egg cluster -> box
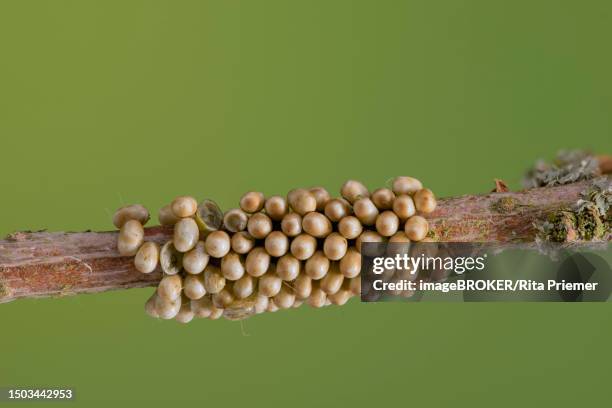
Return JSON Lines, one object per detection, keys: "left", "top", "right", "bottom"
{"left": 113, "top": 177, "right": 437, "bottom": 323}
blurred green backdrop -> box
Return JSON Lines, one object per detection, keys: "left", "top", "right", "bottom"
{"left": 0, "top": 0, "right": 610, "bottom": 406}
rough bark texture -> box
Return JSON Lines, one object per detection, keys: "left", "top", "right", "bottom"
{"left": 427, "top": 181, "right": 590, "bottom": 242}
{"left": 0, "top": 179, "right": 607, "bottom": 304}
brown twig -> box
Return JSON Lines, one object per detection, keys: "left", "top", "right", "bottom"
{"left": 1, "top": 177, "right": 608, "bottom": 304}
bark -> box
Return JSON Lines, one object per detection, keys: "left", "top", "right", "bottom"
{"left": 0, "top": 178, "right": 608, "bottom": 304}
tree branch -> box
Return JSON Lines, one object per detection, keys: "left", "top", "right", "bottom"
{"left": 0, "top": 178, "right": 609, "bottom": 304}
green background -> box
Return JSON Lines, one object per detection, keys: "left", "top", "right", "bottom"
{"left": 0, "top": 0, "right": 610, "bottom": 406}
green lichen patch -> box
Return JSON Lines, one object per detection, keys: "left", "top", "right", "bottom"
{"left": 491, "top": 196, "right": 519, "bottom": 214}
{"left": 538, "top": 177, "right": 610, "bottom": 242}
{"left": 576, "top": 202, "right": 605, "bottom": 240}
{"left": 426, "top": 229, "right": 439, "bottom": 241}
{"left": 540, "top": 210, "right": 577, "bottom": 242}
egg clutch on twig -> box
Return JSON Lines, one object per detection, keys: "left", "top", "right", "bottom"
{"left": 113, "top": 177, "right": 437, "bottom": 323}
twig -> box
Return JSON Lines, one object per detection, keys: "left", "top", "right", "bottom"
{"left": 0, "top": 176, "right": 609, "bottom": 304}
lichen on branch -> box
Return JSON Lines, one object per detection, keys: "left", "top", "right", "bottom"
{"left": 523, "top": 150, "right": 603, "bottom": 188}
{"left": 536, "top": 175, "right": 610, "bottom": 243}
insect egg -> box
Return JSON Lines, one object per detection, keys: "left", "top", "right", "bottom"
{"left": 264, "top": 231, "right": 289, "bottom": 257}
{"left": 328, "top": 289, "right": 351, "bottom": 306}
{"left": 175, "top": 301, "right": 195, "bottom": 324}
{"left": 302, "top": 212, "right": 332, "bottom": 238}
{"left": 191, "top": 296, "right": 213, "bottom": 318}
{"left": 205, "top": 230, "right": 231, "bottom": 258}
{"left": 353, "top": 198, "right": 379, "bottom": 226}
{"left": 158, "top": 204, "right": 180, "bottom": 226}
{"left": 290, "top": 234, "right": 317, "bottom": 261}
{"left": 309, "top": 186, "right": 331, "bottom": 211}
{"left": 245, "top": 247, "right": 271, "bottom": 277}
{"left": 320, "top": 263, "right": 344, "bottom": 295}
{"left": 324, "top": 198, "right": 352, "bottom": 222}
{"left": 134, "top": 242, "right": 160, "bottom": 274}
{"left": 113, "top": 204, "right": 150, "bottom": 228}
{"left": 195, "top": 199, "right": 223, "bottom": 235}
{"left": 117, "top": 219, "right": 144, "bottom": 256}
{"left": 273, "top": 285, "right": 296, "bottom": 309}
{"left": 171, "top": 196, "right": 198, "bottom": 218}
{"left": 212, "top": 287, "right": 235, "bottom": 309}
{"left": 182, "top": 241, "right": 209, "bottom": 274}
{"left": 231, "top": 231, "right": 255, "bottom": 254}
{"left": 340, "top": 180, "right": 369, "bottom": 204}
{"left": 208, "top": 305, "right": 224, "bottom": 320}
{"left": 337, "top": 216, "right": 363, "bottom": 239}
{"left": 159, "top": 241, "right": 183, "bottom": 275}
{"left": 323, "top": 232, "right": 348, "bottom": 261}
{"left": 264, "top": 195, "right": 288, "bottom": 221}
{"left": 247, "top": 212, "right": 273, "bottom": 239}
{"left": 183, "top": 274, "right": 207, "bottom": 300}
{"left": 304, "top": 250, "right": 330, "bottom": 279}
{"left": 355, "top": 231, "right": 384, "bottom": 254}
{"left": 287, "top": 189, "right": 317, "bottom": 215}
{"left": 339, "top": 247, "right": 361, "bottom": 278}
{"left": 173, "top": 218, "right": 199, "bottom": 253}
{"left": 294, "top": 274, "right": 313, "bottom": 299}
{"left": 281, "top": 213, "right": 303, "bottom": 237}
{"left": 413, "top": 188, "right": 437, "bottom": 214}
{"left": 404, "top": 215, "right": 429, "bottom": 241}
{"left": 220, "top": 251, "right": 245, "bottom": 280}
{"left": 157, "top": 274, "right": 183, "bottom": 301}
{"left": 391, "top": 176, "right": 422, "bottom": 195}
{"left": 223, "top": 208, "right": 249, "bottom": 233}
{"left": 392, "top": 195, "right": 416, "bottom": 220}
{"left": 254, "top": 294, "right": 269, "bottom": 314}
{"left": 240, "top": 191, "right": 265, "bottom": 213}
{"left": 375, "top": 211, "right": 400, "bottom": 237}
{"left": 371, "top": 188, "right": 395, "bottom": 210}
{"left": 307, "top": 284, "right": 327, "bottom": 308}
{"left": 276, "top": 254, "right": 301, "bottom": 281}
{"left": 258, "top": 271, "right": 283, "bottom": 297}
{"left": 203, "top": 265, "right": 226, "bottom": 294}
{"left": 232, "top": 275, "right": 255, "bottom": 299}
{"left": 155, "top": 296, "right": 182, "bottom": 320}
